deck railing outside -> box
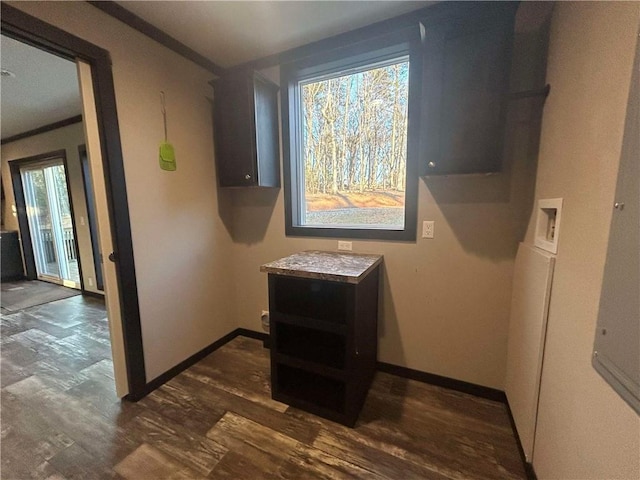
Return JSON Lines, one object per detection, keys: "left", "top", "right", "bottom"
{"left": 41, "top": 228, "right": 77, "bottom": 263}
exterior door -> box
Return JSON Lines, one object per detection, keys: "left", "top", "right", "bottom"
{"left": 20, "top": 159, "right": 80, "bottom": 288}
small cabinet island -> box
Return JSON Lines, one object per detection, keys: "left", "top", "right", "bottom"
{"left": 260, "top": 250, "right": 383, "bottom": 427}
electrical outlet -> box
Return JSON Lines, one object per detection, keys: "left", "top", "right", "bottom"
{"left": 80, "top": 216, "right": 86, "bottom": 226}
{"left": 422, "top": 221, "right": 434, "bottom": 239}
{"left": 88, "top": 277, "right": 94, "bottom": 287}
{"left": 338, "top": 241, "right": 353, "bottom": 251}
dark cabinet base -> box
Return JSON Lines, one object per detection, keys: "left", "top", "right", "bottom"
{"left": 268, "top": 268, "right": 380, "bottom": 427}
{"left": 1, "top": 231, "right": 25, "bottom": 281}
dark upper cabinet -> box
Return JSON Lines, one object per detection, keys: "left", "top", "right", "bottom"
{"left": 213, "top": 70, "right": 280, "bottom": 187}
{"left": 420, "top": 3, "right": 519, "bottom": 175}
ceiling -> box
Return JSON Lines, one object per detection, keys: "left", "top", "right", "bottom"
{"left": 116, "top": 1, "right": 430, "bottom": 68}
{"left": 1, "top": 35, "right": 82, "bottom": 140}
{"left": 0, "top": 2, "right": 428, "bottom": 140}
{"left": 0, "top": 2, "right": 547, "bottom": 140}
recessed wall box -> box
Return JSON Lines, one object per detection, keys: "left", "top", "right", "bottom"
{"left": 535, "top": 198, "right": 563, "bottom": 254}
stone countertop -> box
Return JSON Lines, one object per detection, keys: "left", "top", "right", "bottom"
{"left": 260, "top": 250, "right": 383, "bottom": 284}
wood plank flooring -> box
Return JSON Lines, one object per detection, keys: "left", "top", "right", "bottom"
{"left": 1, "top": 294, "right": 526, "bottom": 479}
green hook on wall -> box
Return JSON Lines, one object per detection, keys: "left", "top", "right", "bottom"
{"left": 159, "top": 91, "right": 176, "bottom": 171}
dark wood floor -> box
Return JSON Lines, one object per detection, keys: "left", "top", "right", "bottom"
{"left": 1, "top": 294, "right": 526, "bottom": 479}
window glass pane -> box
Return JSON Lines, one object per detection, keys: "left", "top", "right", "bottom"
{"left": 299, "top": 59, "right": 410, "bottom": 229}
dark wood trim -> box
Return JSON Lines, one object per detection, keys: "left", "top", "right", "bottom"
{"left": 236, "top": 328, "right": 269, "bottom": 342}
{"left": 505, "top": 400, "right": 538, "bottom": 480}
{"left": 1, "top": 3, "right": 146, "bottom": 398}
{"left": 8, "top": 164, "right": 36, "bottom": 279}
{"left": 81, "top": 290, "right": 105, "bottom": 300}
{"left": 237, "top": 328, "right": 270, "bottom": 349}
{"left": 78, "top": 144, "right": 104, "bottom": 291}
{"left": 281, "top": 28, "right": 420, "bottom": 241}
{"left": 376, "top": 361, "right": 507, "bottom": 403}
{"left": 61, "top": 150, "right": 86, "bottom": 292}
{"left": 525, "top": 461, "right": 538, "bottom": 480}
{"left": 86, "top": 1, "right": 225, "bottom": 77}
{"left": 1, "top": 115, "right": 83, "bottom": 145}
{"left": 127, "top": 328, "right": 246, "bottom": 401}
{"left": 127, "top": 329, "right": 269, "bottom": 400}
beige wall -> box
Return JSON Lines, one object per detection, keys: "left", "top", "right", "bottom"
{"left": 525, "top": 2, "right": 640, "bottom": 478}
{"left": 9, "top": 1, "right": 237, "bottom": 382}
{"left": 1, "top": 122, "right": 101, "bottom": 295}
{"left": 8, "top": 7, "right": 637, "bottom": 477}
{"left": 222, "top": 13, "right": 549, "bottom": 390}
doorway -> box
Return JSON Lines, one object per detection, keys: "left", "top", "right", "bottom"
{"left": 15, "top": 154, "right": 81, "bottom": 288}
{"left": 1, "top": 4, "right": 146, "bottom": 399}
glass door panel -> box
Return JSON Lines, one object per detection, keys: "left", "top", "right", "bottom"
{"left": 22, "top": 168, "right": 60, "bottom": 278}
{"left": 20, "top": 161, "right": 80, "bottom": 288}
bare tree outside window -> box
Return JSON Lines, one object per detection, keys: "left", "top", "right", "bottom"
{"left": 299, "top": 58, "right": 410, "bottom": 229}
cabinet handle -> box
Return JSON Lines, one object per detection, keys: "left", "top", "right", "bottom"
{"left": 245, "top": 174, "right": 251, "bottom": 180}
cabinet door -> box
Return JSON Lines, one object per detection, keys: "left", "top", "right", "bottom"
{"left": 253, "top": 74, "right": 281, "bottom": 188}
{"left": 214, "top": 75, "right": 257, "bottom": 186}
{"left": 421, "top": 3, "right": 518, "bottom": 175}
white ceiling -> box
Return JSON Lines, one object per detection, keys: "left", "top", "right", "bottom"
{"left": 0, "top": 2, "right": 547, "bottom": 141}
{"left": 0, "top": 2, "right": 428, "bottom": 140}
{"left": 116, "top": 1, "right": 430, "bottom": 68}
{"left": 1, "top": 35, "right": 82, "bottom": 140}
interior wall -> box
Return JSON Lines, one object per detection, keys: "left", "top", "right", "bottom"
{"left": 524, "top": 2, "right": 640, "bottom": 478}
{"left": 222, "top": 9, "right": 550, "bottom": 390}
{"left": 8, "top": 1, "right": 238, "bottom": 382}
{"left": 1, "top": 122, "right": 101, "bottom": 295}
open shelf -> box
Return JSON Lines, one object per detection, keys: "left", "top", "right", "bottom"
{"left": 276, "top": 364, "right": 346, "bottom": 414}
{"left": 275, "top": 322, "right": 346, "bottom": 369}
{"left": 274, "top": 353, "right": 346, "bottom": 381}
{"left": 270, "top": 312, "right": 347, "bottom": 335}
{"left": 271, "top": 276, "right": 348, "bottom": 324}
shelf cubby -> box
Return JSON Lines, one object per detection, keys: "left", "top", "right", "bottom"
{"left": 275, "top": 322, "right": 346, "bottom": 369}
{"left": 271, "top": 276, "right": 348, "bottom": 324}
{"left": 276, "top": 364, "right": 346, "bottom": 414}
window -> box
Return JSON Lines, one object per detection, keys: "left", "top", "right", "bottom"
{"left": 282, "top": 30, "right": 421, "bottom": 240}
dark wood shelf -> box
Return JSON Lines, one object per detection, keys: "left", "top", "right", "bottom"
{"left": 274, "top": 353, "right": 346, "bottom": 381}
{"left": 269, "top": 312, "right": 347, "bottom": 335}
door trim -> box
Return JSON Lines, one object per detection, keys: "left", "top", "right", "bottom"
{"left": 1, "top": 3, "right": 147, "bottom": 398}
{"left": 78, "top": 144, "right": 104, "bottom": 292}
